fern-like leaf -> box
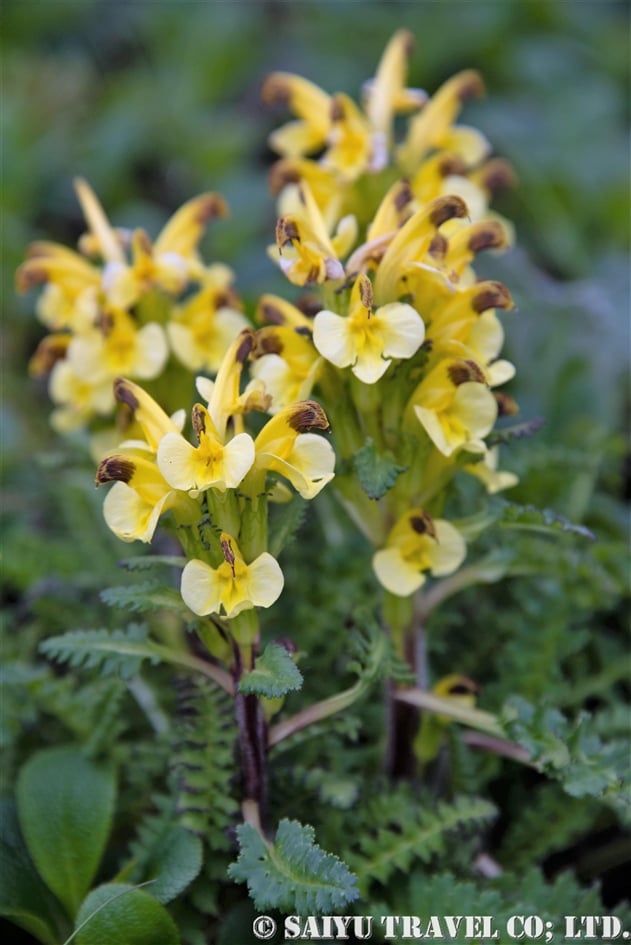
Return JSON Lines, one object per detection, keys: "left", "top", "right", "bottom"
{"left": 100, "top": 581, "right": 188, "bottom": 616}
{"left": 350, "top": 792, "right": 496, "bottom": 892}
{"left": 354, "top": 438, "right": 407, "bottom": 500}
{"left": 40, "top": 625, "right": 156, "bottom": 679}
{"left": 228, "top": 819, "right": 359, "bottom": 912}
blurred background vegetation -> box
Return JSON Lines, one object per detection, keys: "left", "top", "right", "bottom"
{"left": 2, "top": 0, "right": 630, "bottom": 930}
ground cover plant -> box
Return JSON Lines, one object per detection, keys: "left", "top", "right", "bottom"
{"left": 2, "top": 3, "right": 629, "bottom": 943}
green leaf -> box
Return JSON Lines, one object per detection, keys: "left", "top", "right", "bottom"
{"left": 228, "top": 819, "right": 359, "bottom": 913}
{"left": 486, "top": 416, "right": 545, "bottom": 446}
{"left": 239, "top": 644, "right": 303, "bottom": 697}
{"left": 130, "top": 821, "right": 203, "bottom": 904}
{"left": 0, "top": 798, "right": 65, "bottom": 945}
{"left": 74, "top": 883, "right": 179, "bottom": 945}
{"left": 40, "top": 625, "right": 158, "bottom": 679}
{"left": 353, "top": 438, "right": 407, "bottom": 500}
{"left": 496, "top": 501, "right": 595, "bottom": 540}
{"left": 100, "top": 582, "right": 189, "bottom": 616}
{"left": 16, "top": 746, "right": 117, "bottom": 918}
{"left": 118, "top": 555, "right": 187, "bottom": 571}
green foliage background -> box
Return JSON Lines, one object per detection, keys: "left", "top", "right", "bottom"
{"left": 2, "top": 0, "right": 629, "bottom": 942}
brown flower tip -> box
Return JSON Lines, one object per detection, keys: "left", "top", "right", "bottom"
{"left": 253, "top": 328, "right": 284, "bottom": 357}
{"left": 269, "top": 161, "right": 302, "bottom": 196}
{"left": 409, "top": 510, "right": 437, "bottom": 539}
{"left": 468, "top": 221, "right": 508, "bottom": 254}
{"left": 220, "top": 535, "right": 236, "bottom": 576}
{"left": 236, "top": 329, "right": 255, "bottom": 364}
{"left": 456, "top": 70, "right": 485, "bottom": 102}
{"left": 448, "top": 359, "right": 486, "bottom": 386}
{"left": 479, "top": 158, "right": 517, "bottom": 193}
{"left": 494, "top": 391, "right": 519, "bottom": 417}
{"left": 191, "top": 404, "right": 207, "bottom": 440}
{"left": 428, "top": 233, "right": 448, "bottom": 261}
{"left": 357, "top": 273, "right": 374, "bottom": 311}
{"left": 261, "top": 74, "right": 292, "bottom": 107}
{"left": 394, "top": 179, "right": 414, "bottom": 213}
{"left": 438, "top": 154, "right": 468, "bottom": 178}
{"left": 288, "top": 400, "right": 330, "bottom": 433}
{"left": 197, "top": 193, "right": 229, "bottom": 223}
{"left": 114, "top": 377, "right": 139, "bottom": 412}
{"left": 15, "top": 262, "right": 47, "bottom": 292}
{"left": 28, "top": 335, "right": 70, "bottom": 376}
{"left": 429, "top": 194, "right": 468, "bottom": 228}
{"left": 276, "top": 217, "right": 300, "bottom": 248}
{"left": 472, "top": 281, "right": 514, "bottom": 314}
{"left": 445, "top": 675, "right": 479, "bottom": 696}
{"left": 96, "top": 455, "right": 135, "bottom": 485}
{"left": 330, "top": 95, "right": 346, "bottom": 123}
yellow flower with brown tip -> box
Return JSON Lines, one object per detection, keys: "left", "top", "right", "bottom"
{"left": 96, "top": 378, "right": 197, "bottom": 543}
{"left": 65, "top": 308, "right": 168, "bottom": 385}
{"left": 253, "top": 401, "right": 335, "bottom": 499}
{"left": 167, "top": 267, "right": 248, "bottom": 373}
{"left": 273, "top": 182, "right": 356, "bottom": 286}
{"left": 313, "top": 273, "right": 425, "bottom": 384}
{"left": 409, "top": 355, "right": 498, "bottom": 457}
{"left": 250, "top": 324, "right": 322, "bottom": 413}
{"left": 157, "top": 403, "right": 255, "bottom": 494}
{"left": 181, "top": 533, "right": 284, "bottom": 619}
{"left": 398, "top": 69, "right": 488, "bottom": 173}
{"left": 373, "top": 509, "right": 466, "bottom": 596}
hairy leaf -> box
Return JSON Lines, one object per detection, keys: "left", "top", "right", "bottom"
{"left": 40, "top": 625, "right": 158, "bottom": 680}
{"left": 75, "top": 883, "right": 179, "bottom": 945}
{"left": 100, "top": 582, "right": 188, "bottom": 616}
{"left": 16, "top": 747, "right": 116, "bottom": 917}
{"left": 228, "top": 819, "right": 359, "bottom": 912}
{"left": 239, "top": 643, "right": 303, "bottom": 697}
{"left": 268, "top": 496, "right": 308, "bottom": 557}
{"left": 354, "top": 438, "right": 407, "bottom": 500}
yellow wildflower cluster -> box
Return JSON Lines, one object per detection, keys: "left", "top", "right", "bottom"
{"left": 259, "top": 30, "right": 519, "bottom": 607}
{"left": 94, "top": 330, "right": 334, "bottom": 635}
{"left": 20, "top": 30, "right": 520, "bottom": 640}
{"left": 18, "top": 180, "right": 248, "bottom": 435}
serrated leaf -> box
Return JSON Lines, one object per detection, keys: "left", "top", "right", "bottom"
{"left": 228, "top": 819, "right": 359, "bottom": 913}
{"left": 353, "top": 438, "right": 407, "bottom": 500}
{"left": 16, "top": 747, "right": 116, "bottom": 918}
{"left": 118, "top": 555, "right": 187, "bottom": 571}
{"left": 136, "top": 825, "right": 203, "bottom": 904}
{"left": 40, "top": 625, "right": 158, "bottom": 679}
{"left": 239, "top": 644, "right": 303, "bottom": 697}
{"left": 497, "top": 501, "right": 595, "bottom": 540}
{"left": 100, "top": 582, "right": 188, "bottom": 616}
{"left": 487, "top": 416, "right": 545, "bottom": 446}
{"left": 75, "top": 883, "right": 179, "bottom": 945}
{"left": 0, "top": 799, "right": 64, "bottom": 945}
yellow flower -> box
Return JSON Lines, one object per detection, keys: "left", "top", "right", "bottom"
{"left": 250, "top": 325, "right": 322, "bottom": 413}
{"left": 253, "top": 401, "right": 335, "bottom": 499}
{"left": 373, "top": 509, "right": 466, "bottom": 596}
{"left": 96, "top": 379, "right": 196, "bottom": 542}
{"left": 398, "top": 70, "right": 488, "bottom": 173}
{"left": 65, "top": 308, "right": 168, "bottom": 384}
{"left": 262, "top": 72, "right": 332, "bottom": 157}
{"left": 157, "top": 403, "right": 255, "bottom": 494}
{"left": 410, "top": 355, "right": 498, "bottom": 456}
{"left": 16, "top": 241, "right": 101, "bottom": 330}
{"left": 313, "top": 273, "right": 425, "bottom": 384}
{"left": 181, "top": 533, "right": 284, "bottom": 618}
{"left": 167, "top": 269, "right": 249, "bottom": 373}
{"left": 273, "top": 182, "right": 356, "bottom": 286}
{"left": 48, "top": 360, "right": 116, "bottom": 432}
{"left": 464, "top": 446, "right": 519, "bottom": 494}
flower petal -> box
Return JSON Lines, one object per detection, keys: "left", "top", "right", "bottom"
{"left": 103, "top": 481, "right": 169, "bottom": 543}
{"left": 378, "top": 301, "right": 425, "bottom": 359}
{"left": 373, "top": 547, "right": 426, "bottom": 596}
{"left": 244, "top": 553, "right": 285, "bottom": 609}
{"left": 429, "top": 520, "right": 466, "bottom": 576}
{"left": 181, "top": 559, "right": 223, "bottom": 616}
{"left": 312, "top": 310, "right": 355, "bottom": 368}
{"left": 221, "top": 433, "right": 256, "bottom": 488}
